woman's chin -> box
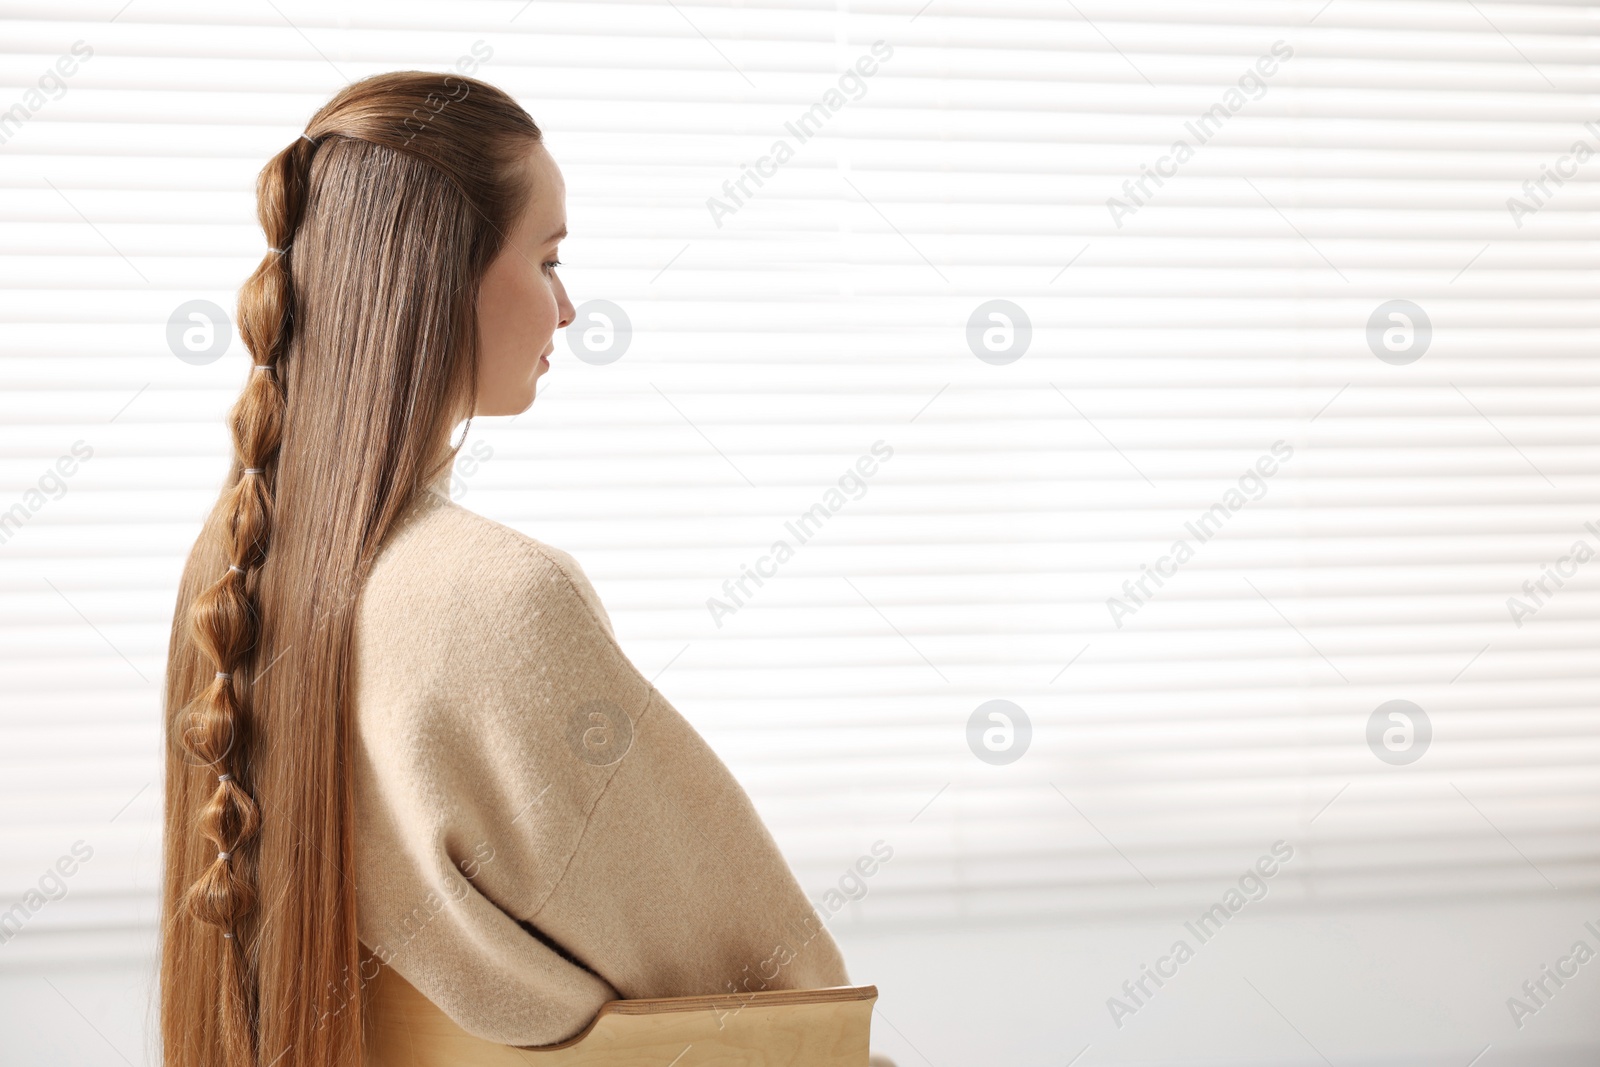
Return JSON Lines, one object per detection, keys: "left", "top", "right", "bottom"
{"left": 474, "top": 385, "right": 537, "bottom": 418}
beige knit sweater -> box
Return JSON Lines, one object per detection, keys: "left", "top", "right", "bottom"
{"left": 349, "top": 479, "right": 850, "bottom": 1046}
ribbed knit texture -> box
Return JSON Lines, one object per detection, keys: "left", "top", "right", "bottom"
{"left": 349, "top": 483, "right": 850, "bottom": 1046}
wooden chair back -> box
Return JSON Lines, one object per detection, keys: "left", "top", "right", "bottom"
{"left": 364, "top": 960, "right": 878, "bottom": 1066}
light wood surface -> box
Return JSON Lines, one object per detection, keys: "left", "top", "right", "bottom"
{"left": 363, "top": 959, "right": 878, "bottom": 1066}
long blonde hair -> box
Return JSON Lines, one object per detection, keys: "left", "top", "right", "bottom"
{"left": 160, "top": 71, "right": 542, "bottom": 1067}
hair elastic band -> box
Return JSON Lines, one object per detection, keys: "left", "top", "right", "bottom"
{"left": 252, "top": 364, "right": 274, "bottom": 373}
{"left": 216, "top": 671, "right": 231, "bottom": 680}
{"left": 242, "top": 468, "right": 263, "bottom": 475}
{"left": 228, "top": 564, "right": 243, "bottom": 574}
{"left": 223, "top": 932, "right": 234, "bottom": 939}
{"left": 267, "top": 246, "right": 285, "bottom": 255}
{"left": 218, "top": 851, "right": 230, "bottom": 861}
{"left": 218, "top": 773, "right": 232, "bottom": 782}
{"left": 300, "top": 133, "right": 316, "bottom": 144}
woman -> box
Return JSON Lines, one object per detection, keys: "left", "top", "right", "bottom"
{"left": 160, "top": 71, "right": 851, "bottom": 1067}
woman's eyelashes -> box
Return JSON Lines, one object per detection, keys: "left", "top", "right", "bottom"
{"left": 541, "top": 257, "right": 562, "bottom": 276}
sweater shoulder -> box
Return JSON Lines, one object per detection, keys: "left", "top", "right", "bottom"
{"left": 360, "top": 487, "right": 613, "bottom": 640}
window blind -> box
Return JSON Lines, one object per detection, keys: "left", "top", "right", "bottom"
{"left": 1, "top": 0, "right": 1597, "bottom": 970}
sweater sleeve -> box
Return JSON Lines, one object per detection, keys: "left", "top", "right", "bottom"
{"left": 353, "top": 524, "right": 849, "bottom": 1045}
{"left": 508, "top": 542, "right": 851, "bottom": 1000}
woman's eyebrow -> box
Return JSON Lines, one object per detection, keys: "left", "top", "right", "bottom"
{"left": 542, "top": 225, "right": 567, "bottom": 243}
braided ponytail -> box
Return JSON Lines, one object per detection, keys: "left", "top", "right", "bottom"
{"left": 173, "top": 134, "right": 316, "bottom": 1060}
